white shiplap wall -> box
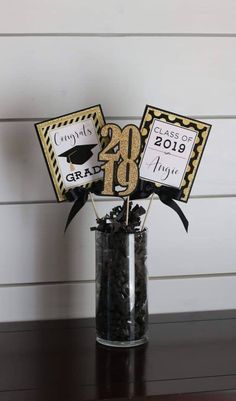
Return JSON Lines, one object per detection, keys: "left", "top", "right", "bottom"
{"left": 0, "top": 0, "right": 235, "bottom": 321}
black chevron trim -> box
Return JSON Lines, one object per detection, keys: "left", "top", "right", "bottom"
{"left": 95, "top": 118, "right": 99, "bottom": 128}
{"left": 44, "top": 126, "right": 50, "bottom": 137}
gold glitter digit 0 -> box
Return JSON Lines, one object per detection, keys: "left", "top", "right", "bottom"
{"left": 117, "top": 125, "right": 141, "bottom": 196}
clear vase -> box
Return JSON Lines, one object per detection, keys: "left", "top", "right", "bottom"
{"left": 95, "top": 230, "right": 148, "bottom": 347}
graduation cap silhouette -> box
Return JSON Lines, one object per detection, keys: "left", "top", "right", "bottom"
{"left": 59, "top": 144, "right": 97, "bottom": 171}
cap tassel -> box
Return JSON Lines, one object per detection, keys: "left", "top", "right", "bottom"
{"left": 69, "top": 157, "right": 75, "bottom": 171}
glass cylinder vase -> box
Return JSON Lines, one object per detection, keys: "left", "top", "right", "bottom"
{"left": 95, "top": 230, "right": 148, "bottom": 347}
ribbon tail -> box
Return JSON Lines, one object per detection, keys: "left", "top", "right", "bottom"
{"left": 158, "top": 193, "right": 189, "bottom": 233}
{"left": 64, "top": 192, "right": 89, "bottom": 232}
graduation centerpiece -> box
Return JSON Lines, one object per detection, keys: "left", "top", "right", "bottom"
{"left": 36, "top": 104, "right": 211, "bottom": 347}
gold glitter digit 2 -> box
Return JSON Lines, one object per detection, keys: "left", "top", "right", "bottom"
{"left": 99, "top": 124, "right": 121, "bottom": 195}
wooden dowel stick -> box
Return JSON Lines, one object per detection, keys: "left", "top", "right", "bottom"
{"left": 90, "top": 193, "right": 100, "bottom": 220}
{"left": 141, "top": 193, "right": 155, "bottom": 230}
{"left": 126, "top": 196, "right": 130, "bottom": 226}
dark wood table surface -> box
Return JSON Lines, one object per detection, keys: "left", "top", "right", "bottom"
{"left": 0, "top": 310, "right": 236, "bottom": 400}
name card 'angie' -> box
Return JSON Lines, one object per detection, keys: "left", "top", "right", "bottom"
{"left": 140, "top": 119, "right": 198, "bottom": 188}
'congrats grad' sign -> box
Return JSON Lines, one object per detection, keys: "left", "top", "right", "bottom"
{"left": 35, "top": 105, "right": 105, "bottom": 201}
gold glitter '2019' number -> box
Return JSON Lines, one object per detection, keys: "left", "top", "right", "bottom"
{"left": 99, "top": 124, "right": 141, "bottom": 196}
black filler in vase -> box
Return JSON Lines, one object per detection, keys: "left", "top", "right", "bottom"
{"left": 92, "top": 201, "right": 148, "bottom": 348}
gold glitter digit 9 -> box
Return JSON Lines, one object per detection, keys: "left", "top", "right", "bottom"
{"left": 117, "top": 125, "right": 141, "bottom": 196}
{"left": 99, "top": 124, "right": 121, "bottom": 195}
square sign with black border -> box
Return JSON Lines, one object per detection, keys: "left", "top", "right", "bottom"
{"left": 35, "top": 105, "right": 106, "bottom": 201}
{"left": 139, "top": 105, "right": 211, "bottom": 202}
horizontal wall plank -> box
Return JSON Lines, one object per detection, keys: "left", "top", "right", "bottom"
{"left": 149, "top": 276, "right": 236, "bottom": 315}
{"left": 0, "top": 198, "right": 235, "bottom": 284}
{"left": 0, "top": 37, "right": 236, "bottom": 117}
{"left": 0, "top": 276, "right": 236, "bottom": 322}
{"left": 0, "top": 118, "right": 233, "bottom": 202}
{"left": 0, "top": 282, "right": 95, "bottom": 322}
{"left": 0, "top": 121, "right": 55, "bottom": 202}
{"left": 0, "top": 0, "right": 236, "bottom": 34}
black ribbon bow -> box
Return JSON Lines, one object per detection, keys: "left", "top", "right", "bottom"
{"left": 64, "top": 181, "right": 103, "bottom": 232}
{"left": 64, "top": 187, "right": 89, "bottom": 232}
{"left": 130, "top": 180, "right": 189, "bottom": 232}
{"left": 155, "top": 186, "right": 188, "bottom": 232}
{"left": 64, "top": 180, "right": 188, "bottom": 233}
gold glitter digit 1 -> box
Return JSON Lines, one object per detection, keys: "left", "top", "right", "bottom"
{"left": 99, "top": 124, "right": 121, "bottom": 195}
{"left": 117, "top": 125, "right": 141, "bottom": 196}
